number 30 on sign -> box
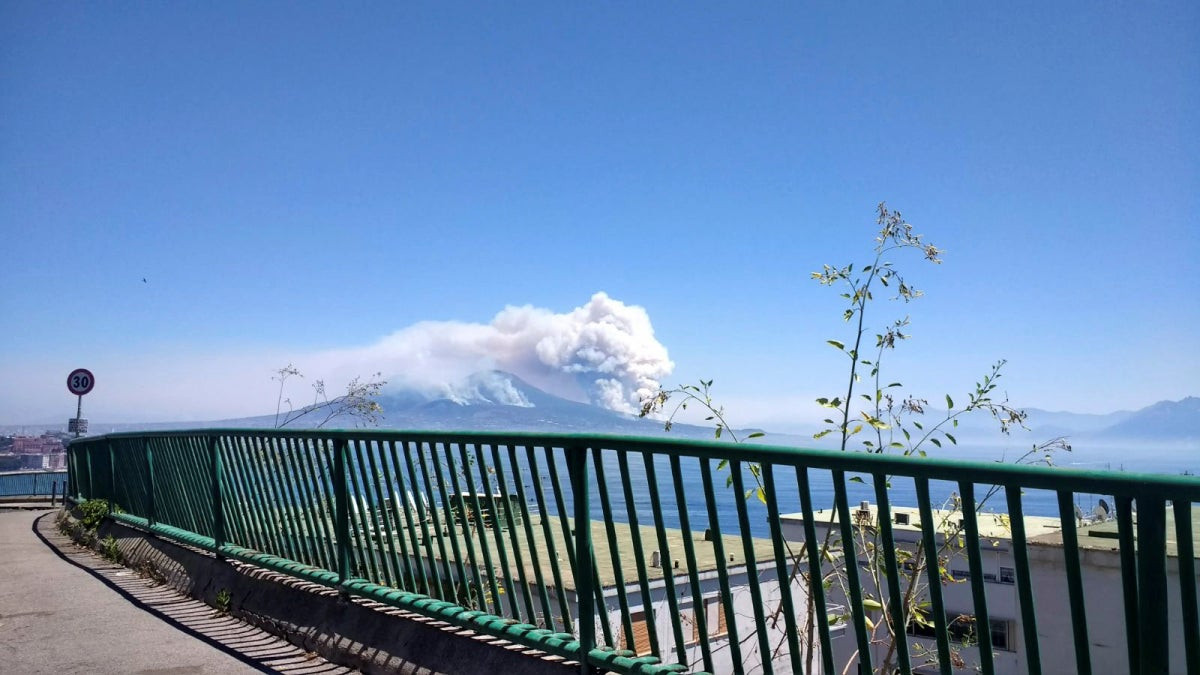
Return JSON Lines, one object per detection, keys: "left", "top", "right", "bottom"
{"left": 67, "top": 368, "right": 95, "bottom": 396}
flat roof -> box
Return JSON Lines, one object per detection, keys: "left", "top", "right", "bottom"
{"left": 781, "top": 503, "right": 1200, "bottom": 558}
{"left": 779, "top": 504, "right": 1063, "bottom": 541}
{"left": 399, "top": 514, "right": 780, "bottom": 592}
{"left": 1028, "top": 505, "right": 1200, "bottom": 558}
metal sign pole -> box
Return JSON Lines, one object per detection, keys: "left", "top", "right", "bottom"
{"left": 67, "top": 368, "right": 93, "bottom": 437}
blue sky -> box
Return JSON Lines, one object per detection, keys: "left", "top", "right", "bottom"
{"left": 1, "top": 3, "right": 1197, "bottom": 428}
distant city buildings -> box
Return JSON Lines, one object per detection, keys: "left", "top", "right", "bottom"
{"left": 0, "top": 432, "right": 68, "bottom": 471}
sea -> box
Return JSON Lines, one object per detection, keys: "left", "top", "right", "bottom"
{"left": 489, "top": 442, "right": 1200, "bottom": 541}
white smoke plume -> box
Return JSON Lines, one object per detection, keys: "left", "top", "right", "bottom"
{"left": 321, "top": 292, "right": 674, "bottom": 414}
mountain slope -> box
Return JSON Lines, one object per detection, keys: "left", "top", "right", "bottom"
{"left": 1097, "top": 396, "right": 1200, "bottom": 442}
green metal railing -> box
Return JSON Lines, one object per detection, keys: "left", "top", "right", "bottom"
{"left": 67, "top": 430, "right": 1200, "bottom": 675}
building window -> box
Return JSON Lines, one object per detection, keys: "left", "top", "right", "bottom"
{"left": 710, "top": 597, "right": 729, "bottom": 639}
{"left": 998, "top": 567, "right": 1016, "bottom": 584}
{"left": 907, "top": 614, "right": 1016, "bottom": 653}
{"left": 679, "top": 605, "right": 700, "bottom": 646}
{"left": 692, "top": 597, "right": 730, "bottom": 642}
{"left": 990, "top": 619, "right": 1015, "bottom": 652}
{"left": 950, "top": 569, "right": 970, "bottom": 580}
{"left": 619, "top": 610, "right": 655, "bottom": 656}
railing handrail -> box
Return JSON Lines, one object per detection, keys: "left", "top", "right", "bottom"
{"left": 69, "top": 428, "right": 1200, "bottom": 498}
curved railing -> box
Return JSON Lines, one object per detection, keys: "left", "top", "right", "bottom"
{"left": 68, "top": 429, "right": 1200, "bottom": 675}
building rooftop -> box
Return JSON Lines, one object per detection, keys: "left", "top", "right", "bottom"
{"left": 401, "top": 514, "right": 779, "bottom": 592}
{"left": 779, "top": 502, "right": 1063, "bottom": 544}
{"left": 1028, "top": 505, "right": 1200, "bottom": 558}
{"left": 780, "top": 501, "right": 1200, "bottom": 558}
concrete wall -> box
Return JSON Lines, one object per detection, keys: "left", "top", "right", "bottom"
{"left": 1028, "top": 542, "right": 1199, "bottom": 675}
{"left": 64, "top": 509, "right": 577, "bottom": 675}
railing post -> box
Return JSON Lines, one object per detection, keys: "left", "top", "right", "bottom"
{"left": 334, "top": 438, "right": 350, "bottom": 595}
{"left": 566, "top": 444, "right": 595, "bottom": 675}
{"left": 107, "top": 440, "right": 116, "bottom": 515}
{"left": 85, "top": 445, "right": 94, "bottom": 501}
{"left": 145, "top": 439, "right": 155, "bottom": 527}
{"left": 1137, "top": 496, "right": 1169, "bottom": 674}
{"left": 209, "top": 435, "right": 225, "bottom": 559}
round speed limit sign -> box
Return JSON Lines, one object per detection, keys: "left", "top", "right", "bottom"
{"left": 67, "top": 368, "right": 95, "bottom": 396}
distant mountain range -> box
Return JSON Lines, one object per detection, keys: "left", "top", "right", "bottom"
{"left": 6, "top": 372, "right": 1197, "bottom": 447}
{"left": 992, "top": 396, "right": 1199, "bottom": 445}
{"left": 58, "top": 371, "right": 734, "bottom": 441}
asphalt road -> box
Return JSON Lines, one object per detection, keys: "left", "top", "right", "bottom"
{"left": 0, "top": 509, "right": 351, "bottom": 674}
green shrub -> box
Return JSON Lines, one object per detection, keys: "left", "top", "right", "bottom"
{"left": 100, "top": 535, "right": 122, "bottom": 563}
{"left": 78, "top": 499, "right": 114, "bottom": 531}
{"left": 215, "top": 588, "right": 231, "bottom": 615}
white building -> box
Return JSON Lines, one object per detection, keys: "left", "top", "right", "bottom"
{"left": 1025, "top": 506, "right": 1199, "bottom": 675}
{"left": 781, "top": 501, "right": 1061, "bottom": 674}
{"left": 780, "top": 501, "right": 1200, "bottom": 675}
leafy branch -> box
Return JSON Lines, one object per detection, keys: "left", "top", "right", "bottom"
{"left": 273, "top": 363, "right": 387, "bottom": 428}
{"left": 640, "top": 203, "right": 1070, "bottom": 673}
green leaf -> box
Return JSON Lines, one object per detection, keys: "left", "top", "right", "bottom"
{"left": 930, "top": 438, "right": 942, "bottom": 448}
{"left": 862, "top": 598, "right": 883, "bottom": 612}
{"left": 945, "top": 432, "right": 957, "bottom": 445}
{"left": 850, "top": 424, "right": 863, "bottom": 435}
{"left": 717, "top": 459, "right": 729, "bottom": 470}
{"left": 714, "top": 426, "right": 723, "bottom": 439}
{"left": 813, "top": 430, "right": 833, "bottom": 439}
{"left": 747, "top": 432, "right": 764, "bottom": 439}
{"left": 946, "top": 394, "right": 954, "bottom": 409}
{"left": 816, "top": 398, "right": 829, "bottom": 406}
{"left": 755, "top": 487, "right": 767, "bottom": 504}
{"left": 827, "top": 340, "right": 845, "bottom": 350}
{"left": 849, "top": 476, "right": 865, "bottom": 484}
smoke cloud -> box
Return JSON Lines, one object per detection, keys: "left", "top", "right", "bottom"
{"left": 321, "top": 292, "right": 674, "bottom": 414}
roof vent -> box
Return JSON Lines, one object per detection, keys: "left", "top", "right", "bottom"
{"left": 703, "top": 528, "right": 714, "bottom": 541}
{"left": 650, "top": 551, "right": 661, "bottom": 568}
{"left": 854, "top": 501, "right": 872, "bottom": 524}
{"left": 895, "top": 512, "right": 911, "bottom": 526}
